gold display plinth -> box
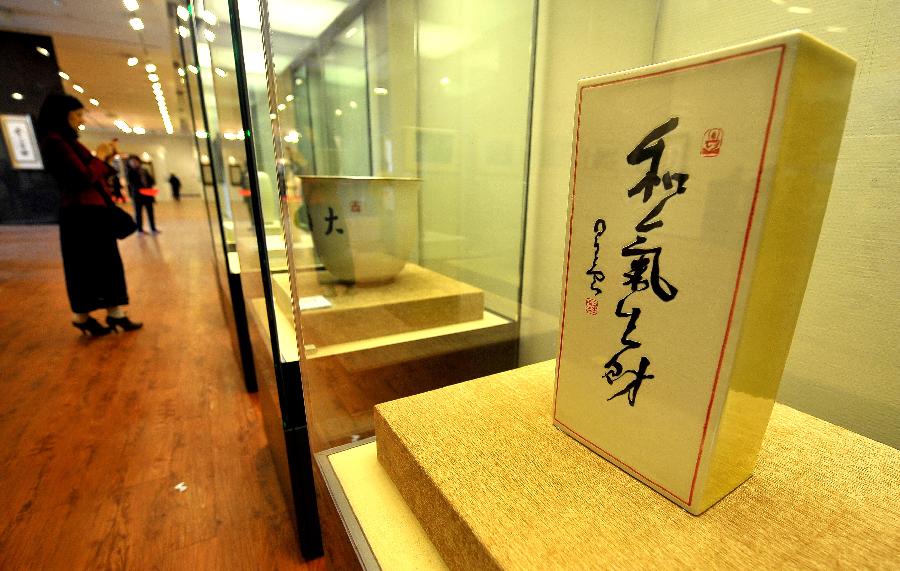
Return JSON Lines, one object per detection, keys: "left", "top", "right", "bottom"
{"left": 272, "top": 263, "right": 485, "bottom": 347}
{"left": 374, "top": 361, "right": 900, "bottom": 570}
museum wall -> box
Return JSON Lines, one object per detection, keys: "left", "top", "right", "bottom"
{"left": 79, "top": 132, "right": 203, "bottom": 201}
{"left": 518, "top": 0, "right": 899, "bottom": 448}
{"left": 519, "top": 2, "right": 658, "bottom": 359}
{"left": 651, "top": 0, "right": 899, "bottom": 448}
{"left": 415, "top": 0, "right": 534, "bottom": 318}
{"left": 0, "top": 31, "right": 65, "bottom": 224}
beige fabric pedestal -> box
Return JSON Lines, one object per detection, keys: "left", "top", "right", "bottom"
{"left": 375, "top": 361, "right": 900, "bottom": 570}
{"left": 272, "top": 264, "right": 484, "bottom": 347}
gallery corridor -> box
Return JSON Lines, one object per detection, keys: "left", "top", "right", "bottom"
{"left": 0, "top": 200, "right": 321, "bottom": 569}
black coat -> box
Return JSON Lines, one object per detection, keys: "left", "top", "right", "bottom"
{"left": 127, "top": 166, "right": 156, "bottom": 203}
{"left": 41, "top": 132, "right": 129, "bottom": 313}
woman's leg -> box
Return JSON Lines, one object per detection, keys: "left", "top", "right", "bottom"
{"left": 147, "top": 202, "right": 158, "bottom": 232}
{"left": 106, "top": 306, "right": 126, "bottom": 318}
{"left": 135, "top": 201, "right": 144, "bottom": 231}
{"left": 105, "top": 305, "right": 143, "bottom": 331}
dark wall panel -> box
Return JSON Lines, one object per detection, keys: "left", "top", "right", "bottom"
{"left": 0, "top": 30, "right": 64, "bottom": 224}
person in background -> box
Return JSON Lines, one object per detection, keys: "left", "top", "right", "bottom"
{"left": 168, "top": 173, "right": 182, "bottom": 201}
{"left": 126, "top": 155, "right": 160, "bottom": 233}
{"left": 96, "top": 141, "right": 125, "bottom": 203}
{"left": 37, "top": 93, "right": 143, "bottom": 336}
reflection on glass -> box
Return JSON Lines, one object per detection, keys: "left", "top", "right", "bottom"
{"left": 247, "top": 0, "right": 537, "bottom": 458}
{"left": 178, "top": 19, "right": 229, "bottom": 273}
{"left": 203, "top": 2, "right": 537, "bottom": 549}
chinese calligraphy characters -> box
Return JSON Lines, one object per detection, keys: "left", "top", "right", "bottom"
{"left": 603, "top": 117, "right": 688, "bottom": 406}
{"left": 586, "top": 218, "right": 607, "bottom": 297}
{"left": 324, "top": 206, "right": 344, "bottom": 235}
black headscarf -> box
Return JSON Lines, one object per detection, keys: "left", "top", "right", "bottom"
{"left": 37, "top": 93, "right": 84, "bottom": 141}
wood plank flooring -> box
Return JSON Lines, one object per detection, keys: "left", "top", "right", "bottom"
{"left": 0, "top": 200, "right": 323, "bottom": 570}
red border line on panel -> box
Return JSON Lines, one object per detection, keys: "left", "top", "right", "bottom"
{"left": 687, "top": 45, "right": 786, "bottom": 505}
{"left": 553, "top": 44, "right": 787, "bottom": 506}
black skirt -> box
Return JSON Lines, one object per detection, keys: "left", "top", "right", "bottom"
{"left": 59, "top": 205, "right": 129, "bottom": 313}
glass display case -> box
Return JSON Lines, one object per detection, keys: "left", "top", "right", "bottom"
{"left": 186, "top": 0, "right": 537, "bottom": 563}
{"left": 219, "top": 0, "right": 538, "bottom": 565}
{"left": 176, "top": 13, "right": 258, "bottom": 394}
{"left": 184, "top": 0, "right": 324, "bottom": 558}
{"left": 186, "top": 0, "right": 899, "bottom": 567}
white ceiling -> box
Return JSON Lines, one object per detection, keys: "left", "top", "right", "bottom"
{"left": 0, "top": 0, "right": 354, "bottom": 136}
{"left": 0, "top": 0, "right": 187, "bottom": 134}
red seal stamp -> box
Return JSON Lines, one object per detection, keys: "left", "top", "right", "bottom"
{"left": 701, "top": 128, "right": 723, "bottom": 157}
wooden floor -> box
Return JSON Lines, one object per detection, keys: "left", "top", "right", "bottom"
{"left": 0, "top": 200, "right": 323, "bottom": 570}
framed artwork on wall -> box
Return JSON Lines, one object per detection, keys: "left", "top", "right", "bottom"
{"left": 1, "top": 114, "right": 44, "bottom": 170}
{"left": 201, "top": 163, "right": 214, "bottom": 186}
{"left": 229, "top": 164, "right": 243, "bottom": 186}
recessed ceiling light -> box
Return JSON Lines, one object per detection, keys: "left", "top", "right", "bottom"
{"left": 440, "top": 76, "right": 450, "bottom": 86}
{"left": 269, "top": 113, "right": 276, "bottom": 120}
{"left": 178, "top": 26, "right": 191, "bottom": 38}
{"left": 349, "top": 100, "right": 358, "bottom": 109}
{"left": 11, "top": 92, "right": 24, "bottom": 101}
{"left": 134, "top": 126, "right": 146, "bottom": 135}
{"left": 200, "top": 10, "right": 217, "bottom": 26}
{"left": 89, "top": 98, "right": 99, "bottom": 106}
{"left": 147, "top": 73, "right": 160, "bottom": 82}
{"left": 78, "top": 124, "right": 86, "bottom": 131}
{"left": 123, "top": 0, "right": 139, "bottom": 12}
{"left": 58, "top": 71, "right": 70, "bottom": 80}
{"left": 203, "top": 29, "right": 215, "bottom": 42}
{"left": 36, "top": 47, "right": 50, "bottom": 57}
{"left": 72, "top": 84, "right": 84, "bottom": 93}
{"left": 177, "top": 68, "right": 186, "bottom": 77}
{"left": 129, "top": 17, "right": 144, "bottom": 31}
{"left": 127, "top": 56, "right": 139, "bottom": 67}
{"left": 176, "top": 5, "right": 189, "bottom": 21}
{"left": 195, "top": 130, "right": 209, "bottom": 139}
{"left": 334, "top": 108, "right": 343, "bottom": 116}
{"left": 787, "top": 6, "right": 813, "bottom": 14}
{"left": 295, "top": 78, "right": 303, "bottom": 86}
{"left": 373, "top": 87, "right": 388, "bottom": 95}
{"left": 187, "top": 65, "right": 198, "bottom": 74}
{"left": 214, "top": 67, "right": 226, "bottom": 78}
{"left": 145, "top": 63, "right": 157, "bottom": 73}
{"left": 277, "top": 103, "right": 286, "bottom": 111}
{"left": 285, "top": 94, "right": 294, "bottom": 102}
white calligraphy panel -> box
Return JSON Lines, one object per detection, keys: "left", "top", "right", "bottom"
{"left": 554, "top": 46, "right": 787, "bottom": 503}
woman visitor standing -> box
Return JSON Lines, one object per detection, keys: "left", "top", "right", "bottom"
{"left": 38, "top": 94, "right": 143, "bottom": 336}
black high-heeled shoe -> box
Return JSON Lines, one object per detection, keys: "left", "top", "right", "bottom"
{"left": 106, "top": 315, "right": 144, "bottom": 332}
{"left": 73, "top": 317, "right": 112, "bottom": 337}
